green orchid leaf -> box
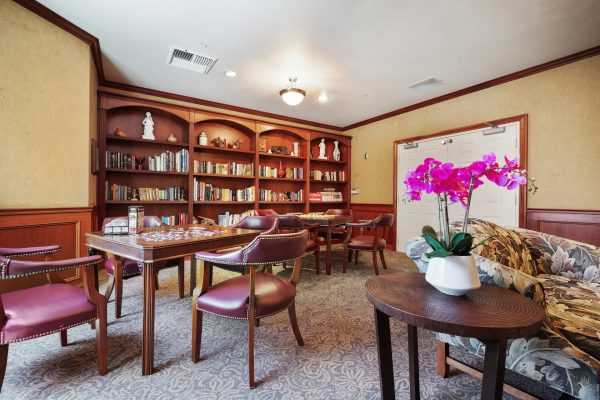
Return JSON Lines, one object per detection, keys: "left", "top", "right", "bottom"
{"left": 425, "top": 250, "right": 453, "bottom": 259}
{"left": 422, "top": 233, "right": 446, "bottom": 252}
{"left": 451, "top": 232, "right": 471, "bottom": 248}
{"left": 422, "top": 225, "right": 438, "bottom": 239}
{"left": 450, "top": 236, "right": 474, "bottom": 256}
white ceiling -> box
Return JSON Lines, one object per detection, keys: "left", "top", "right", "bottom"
{"left": 40, "top": 0, "right": 600, "bottom": 127}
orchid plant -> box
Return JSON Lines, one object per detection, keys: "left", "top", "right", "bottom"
{"left": 403, "top": 153, "right": 537, "bottom": 259}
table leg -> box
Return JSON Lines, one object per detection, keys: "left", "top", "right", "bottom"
{"left": 87, "top": 248, "right": 99, "bottom": 291}
{"left": 142, "top": 261, "right": 156, "bottom": 376}
{"left": 481, "top": 339, "right": 507, "bottom": 400}
{"left": 407, "top": 324, "right": 420, "bottom": 400}
{"left": 326, "top": 225, "right": 333, "bottom": 275}
{"left": 374, "top": 308, "right": 395, "bottom": 400}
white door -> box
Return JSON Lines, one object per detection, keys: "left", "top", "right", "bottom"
{"left": 396, "top": 122, "right": 520, "bottom": 251}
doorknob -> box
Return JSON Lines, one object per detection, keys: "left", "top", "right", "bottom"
{"left": 440, "top": 139, "right": 453, "bottom": 145}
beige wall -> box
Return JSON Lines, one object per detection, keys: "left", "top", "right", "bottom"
{"left": 0, "top": 0, "right": 97, "bottom": 208}
{"left": 349, "top": 55, "right": 600, "bottom": 210}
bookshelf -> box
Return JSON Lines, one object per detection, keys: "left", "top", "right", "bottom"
{"left": 97, "top": 93, "right": 351, "bottom": 226}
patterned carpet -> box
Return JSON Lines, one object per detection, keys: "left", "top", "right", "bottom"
{"left": 3, "top": 247, "right": 566, "bottom": 399}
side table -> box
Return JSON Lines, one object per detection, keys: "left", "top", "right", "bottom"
{"left": 365, "top": 272, "right": 544, "bottom": 400}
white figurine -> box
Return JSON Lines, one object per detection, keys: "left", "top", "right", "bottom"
{"left": 142, "top": 112, "right": 155, "bottom": 140}
{"left": 333, "top": 140, "right": 341, "bottom": 161}
{"left": 318, "top": 138, "right": 328, "bottom": 159}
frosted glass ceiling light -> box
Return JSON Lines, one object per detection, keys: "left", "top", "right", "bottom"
{"left": 280, "top": 77, "right": 306, "bottom": 106}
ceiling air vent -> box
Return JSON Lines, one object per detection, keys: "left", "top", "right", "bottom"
{"left": 408, "top": 77, "right": 443, "bottom": 94}
{"left": 167, "top": 47, "right": 218, "bottom": 74}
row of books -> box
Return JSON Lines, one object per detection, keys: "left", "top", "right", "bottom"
{"left": 194, "top": 160, "right": 254, "bottom": 176}
{"left": 160, "top": 213, "right": 189, "bottom": 226}
{"left": 310, "top": 170, "right": 345, "bottom": 181}
{"left": 216, "top": 210, "right": 255, "bottom": 227}
{"left": 259, "top": 166, "right": 304, "bottom": 179}
{"left": 105, "top": 149, "right": 189, "bottom": 172}
{"left": 308, "top": 191, "right": 343, "bottom": 202}
{"left": 193, "top": 180, "right": 255, "bottom": 202}
{"left": 259, "top": 189, "right": 303, "bottom": 202}
{"left": 105, "top": 182, "right": 185, "bottom": 201}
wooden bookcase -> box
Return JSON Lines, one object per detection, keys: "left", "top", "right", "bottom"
{"left": 97, "top": 93, "right": 352, "bottom": 226}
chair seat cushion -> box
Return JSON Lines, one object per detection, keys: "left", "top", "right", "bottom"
{"left": 348, "top": 235, "right": 386, "bottom": 250}
{"left": 1, "top": 284, "right": 97, "bottom": 344}
{"left": 104, "top": 258, "right": 169, "bottom": 278}
{"left": 197, "top": 272, "right": 296, "bottom": 319}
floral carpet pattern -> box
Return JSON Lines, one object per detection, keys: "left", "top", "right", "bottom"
{"left": 3, "top": 247, "right": 569, "bottom": 399}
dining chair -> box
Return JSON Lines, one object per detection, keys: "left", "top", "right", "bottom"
{"left": 342, "top": 214, "right": 394, "bottom": 275}
{"left": 318, "top": 208, "right": 353, "bottom": 242}
{"left": 254, "top": 209, "right": 279, "bottom": 216}
{"left": 276, "top": 215, "right": 321, "bottom": 274}
{"left": 102, "top": 216, "right": 185, "bottom": 318}
{"left": 200, "top": 216, "right": 279, "bottom": 288}
{"left": 0, "top": 246, "right": 107, "bottom": 391}
{"left": 192, "top": 230, "right": 308, "bottom": 388}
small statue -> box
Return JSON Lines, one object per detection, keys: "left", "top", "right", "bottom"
{"left": 211, "top": 137, "right": 226, "bottom": 148}
{"left": 135, "top": 156, "right": 146, "bottom": 170}
{"left": 142, "top": 112, "right": 155, "bottom": 140}
{"left": 131, "top": 189, "right": 139, "bottom": 201}
{"left": 114, "top": 128, "right": 128, "bottom": 138}
{"left": 318, "top": 138, "right": 328, "bottom": 159}
{"left": 229, "top": 138, "right": 243, "bottom": 150}
{"left": 333, "top": 140, "right": 341, "bottom": 161}
{"left": 167, "top": 134, "right": 177, "bottom": 143}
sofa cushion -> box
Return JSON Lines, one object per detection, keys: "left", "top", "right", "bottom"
{"left": 536, "top": 274, "right": 600, "bottom": 365}
{"left": 516, "top": 228, "right": 600, "bottom": 283}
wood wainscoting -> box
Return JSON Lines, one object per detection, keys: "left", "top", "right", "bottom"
{"left": 526, "top": 209, "right": 600, "bottom": 246}
{"left": 350, "top": 203, "right": 395, "bottom": 250}
{"left": 0, "top": 207, "right": 95, "bottom": 291}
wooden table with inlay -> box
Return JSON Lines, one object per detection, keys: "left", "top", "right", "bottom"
{"left": 365, "top": 272, "right": 544, "bottom": 400}
{"left": 295, "top": 214, "right": 353, "bottom": 275}
{"left": 85, "top": 224, "right": 259, "bottom": 376}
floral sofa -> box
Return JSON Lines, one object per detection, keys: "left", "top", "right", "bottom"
{"left": 406, "top": 219, "right": 599, "bottom": 400}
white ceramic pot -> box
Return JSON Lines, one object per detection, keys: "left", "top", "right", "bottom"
{"left": 425, "top": 255, "right": 480, "bottom": 296}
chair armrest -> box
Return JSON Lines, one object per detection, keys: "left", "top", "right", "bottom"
{"left": 346, "top": 220, "right": 374, "bottom": 228}
{"left": 0, "top": 245, "right": 61, "bottom": 259}
{"left": 0, "top": 255, "right": 103, "bottom": 279}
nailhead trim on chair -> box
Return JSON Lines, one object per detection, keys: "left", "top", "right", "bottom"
{"left": 0, "top": 310, "right": 99, "bottom": 345}
{"left": 3, "top": 248, "right": 61, "bottom": 259}
{"left": 198, "top": 299, "right": 295, "bottom": 321}
{"left": 0, "top": 259, "right": 103, "bottom": 280}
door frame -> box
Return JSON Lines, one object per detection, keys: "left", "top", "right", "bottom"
{"left": 393, "top": 114, "right": 528, "bottom": 249}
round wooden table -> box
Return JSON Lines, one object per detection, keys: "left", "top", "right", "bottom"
{"left": 365, "top": 272, "right": 544, "bottom": 400}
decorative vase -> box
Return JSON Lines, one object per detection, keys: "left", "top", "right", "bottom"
{"left": 277, "top": 161, "right": 286, "bottom": 178}
{"left": 198, "top": 132, "right": 208, "bottom": 146}
{"left": 292, "top": 142, "right": 300, "bottom": 157}
{"left": 425, "top": 255, "right": 480, "bottom": 296}
{"left": 333, "top": 140, "right": 341, "bottom": 161}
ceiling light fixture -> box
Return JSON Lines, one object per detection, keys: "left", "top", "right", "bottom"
{"left": 224, "top": 70, "right": 237, "bottom": 78}
{"left": 318, "top": 92, "right": 329, "bottom": 102}
{"left": 279, "top": 77, "right": 306, "bottom": 106}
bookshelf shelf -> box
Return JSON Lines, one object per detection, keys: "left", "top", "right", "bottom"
{"left": 194, "top": 201, "right": 255, "bottom": 205}
{"left": 259, "top": 152, "right": 306, "bottom": 160}
{"left": 98, "top": 93, "right": 351, "bottom": 226}
{"left": 194, "top": 173, "right": 255, "bottom": 179}
{"left": 309, "top": 159, "right": 346, "bottom": 165}
{"left": 194, "top": 145, "right": 255, "bottom": 155}
{"left": 106, "top": 200, "right": 188, "bottom": 205}
{"left": 259, "top": 177, "right": 305, "bottom": 182}
{"left": 107, "top": 136, "right": 188, "bottom": 148}
{"left": 106, "top": 168, "right": 188, "bottom": 176}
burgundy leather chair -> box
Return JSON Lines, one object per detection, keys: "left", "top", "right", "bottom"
{"left": 192, "top": 230, "right": 308, "bottom": 388}
{"left": 202, "top": 216, "right": 279, "bottom": 288}
{"left": 318, "top": 208, "right": 353, "bottom": 242}
{"left": 342, "top": 214, "right": 394, "bottom": 275}
{"left": 102, "top": 216, "right": 185, "bottom": 318}
{"left": 254, "top": 209, "right": 278, "bottom": 216}
{"left": 276, "top": 215, "right": 321, "bottom": 274}
{"left": 0, "top": 246, "right": 107, "bottom": 391}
